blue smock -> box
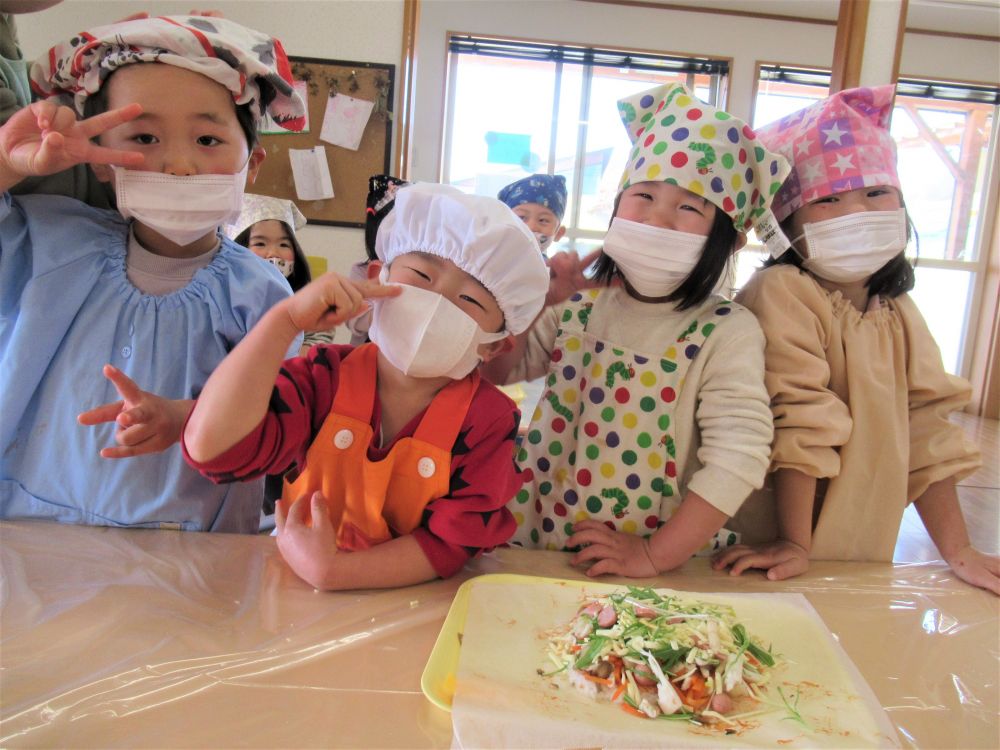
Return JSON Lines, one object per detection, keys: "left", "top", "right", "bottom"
{"left": 0, "top": 193, "right": 299, "bottom": 532}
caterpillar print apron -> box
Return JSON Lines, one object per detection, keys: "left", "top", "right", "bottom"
{"left": 511, "top": 288, "right": 739, "bottom": 553}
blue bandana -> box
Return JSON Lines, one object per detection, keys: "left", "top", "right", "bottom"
{"left": 497, "top": 174, "right": 567, "bottom": 222}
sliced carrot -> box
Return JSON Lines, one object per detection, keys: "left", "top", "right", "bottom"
{"left": 621, "top": 702, "right": 649, "bottom": 719}
{"left": 611, "top": 682, "right": 626, "bottom": 702}
{"left": 579, "top": 670, "right": 614, "bottom": 686}
{"left": 685, "top": 695, "right": 710, "bottom": 711}
{"left": 687, "top": 672, "right": 707, "bottom": 699}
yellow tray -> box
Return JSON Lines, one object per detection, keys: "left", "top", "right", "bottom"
{"left": 420, "top": 574, "right": 575, "bottom": 711}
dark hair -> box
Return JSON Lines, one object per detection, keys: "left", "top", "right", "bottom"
{"left": 591, "top": 192, "right": 739, "bottom": 311}
{"left": 364, "top": 174, "right": 410, "bottom": 261}
{"left": 763, "top": 212, "right": 916, "bottom": 299}
{"left": 82, "top": 67, "right": 260, "bottom": 149}
{"left": 234, "top": 222, "right": 312, "bottom": 292}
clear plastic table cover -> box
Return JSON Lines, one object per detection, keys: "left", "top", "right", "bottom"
{"left": 1, "top": 520, "right": 996, "bottom": 748}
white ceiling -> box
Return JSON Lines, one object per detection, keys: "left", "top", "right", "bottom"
{"left": 632, "top": 0, "right": 1000, "bottom": 37}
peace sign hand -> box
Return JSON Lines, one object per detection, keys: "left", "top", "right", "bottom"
{"left": 78, "top": 365, "right": 194, "bottom": 459}
{"left": 0, "top": 100, "right": 145, "bottom": 185}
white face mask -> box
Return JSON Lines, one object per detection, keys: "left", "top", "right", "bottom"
{"left": 266, "top": 256, "right": 294, "bottom": 278}
{"left": 112, "top": 162, "right": 249, "bottom": 247}
{"left": 368, "top": 278, "right": 507, "bottom": 379}
{"left": 797, "top": 208, "right": 907, "bottom": 284}
{"left": 534, "top": 232, "right": 553, "bottom": 253}
{"left": 602, "top": 217, "right": 707, "bottom": 298}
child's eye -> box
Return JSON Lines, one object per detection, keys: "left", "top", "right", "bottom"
{"left": 197, "top": 135, "right": 223, "bottom": 147}
{"left": 868, "top": 188, "right": 891, "bottom": 197}
{"left": 459, "top": 294, "right": 486, "bottom": 311}
{"left": 633, "top": 192, "right": 653, "bottom": 201}
{"left": 680, "top": 203, "right": 703, "bottom": 215}
{"left": 813, "top": 195, "right": 839, "bottom": 204}
{"left": 132, "top": 133, "right": 158, "bottom": 145}
{"left": 406, "top": 267, "right": 431, "bottom": 281}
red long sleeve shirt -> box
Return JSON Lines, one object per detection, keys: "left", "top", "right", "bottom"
{"left": 184, "top": 344, "right": 522, "bottom": 577}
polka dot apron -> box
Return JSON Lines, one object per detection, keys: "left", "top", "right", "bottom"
{"left": 511, "top": 288, "right": 740, "bottom": 553}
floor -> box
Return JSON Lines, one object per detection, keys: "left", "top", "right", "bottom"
{"left": 894, "top": 412, "right": 1000, "bottom": 562}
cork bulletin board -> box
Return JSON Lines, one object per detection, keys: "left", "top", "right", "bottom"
{"left": 254, "top": 56, "right": 394, "bottom": 227}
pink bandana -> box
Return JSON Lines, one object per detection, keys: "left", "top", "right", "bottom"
{"left": 30, "top": 15, "right": 306, "bottom": 132}
{"left": 756, "top": 85, "right": 899, "bottom": 222}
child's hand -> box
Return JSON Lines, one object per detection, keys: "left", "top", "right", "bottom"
{"left": 566, "top": 520, "right": 659, "bottom": 578}
{"left": 710, "top": 540, "right": 810, "bottom": 581}
{"left": 0, "top": 101, "right": 145, "bottom": 181}
{"left": 945, "top": 545, "right": 1000, "bottom": 596}
{"left": 285, "top": 273, "right": 401, "bottom": 333}
{"left": 545, "top": 249, "right": 602, "bottom": 308}
{"left": 77, "top": 364, "right": 192, "bottom": 458}
{"left": 275, "top": 492, "right": 339, "bottom": 589}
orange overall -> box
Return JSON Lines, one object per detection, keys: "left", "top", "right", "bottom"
{"left": 281, "top": 343, "right": 479, "bottom": 551}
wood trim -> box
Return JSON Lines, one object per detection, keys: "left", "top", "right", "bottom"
{"left": 830, "top": 0, "right": 870, "bottom": 93}
{"left": 573, "top": 0, "right": 837, "bottom": 26}
{"left": 889, "top": 0, "right": 909, "bottom": 84}
{"left": 969, "top": 226, "right": 999, "bottom": 417}
{"left": 572, "top": 0, "right": 1000, "bottom": 43}
{"left": 395, "top": 0, "right": 420, "bottom": 179}
{"left": 905, "top": 27, "right": 1000, "bottom": 43}
{"left": 899, "top": 73, "right": 1000, "bottom": 91}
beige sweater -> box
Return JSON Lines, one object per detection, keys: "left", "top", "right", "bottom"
{"left": 507, "top": 287, "right": 773, "bottom": 518}
{"left": 730, "top": 265, "right": 981, "bottom": 561}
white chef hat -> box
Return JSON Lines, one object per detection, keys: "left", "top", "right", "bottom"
{"left": 375, "top": 183, "right": 549, "bottom": 335}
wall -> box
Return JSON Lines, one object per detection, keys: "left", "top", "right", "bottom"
{"left": 410, "top": 0, "right": 1000, "bottom": 182}
{"left": 14, "top": 0, "right": 405, "bottom": 302}
{"left": 14, "top": 0, "right": 999, "bottom": 343}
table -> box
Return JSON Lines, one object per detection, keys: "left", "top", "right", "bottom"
{"left": 1, "top": 520, "right": 997, "bottom": 748}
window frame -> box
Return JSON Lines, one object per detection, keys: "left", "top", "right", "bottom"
{"left": 440, "top": 33, "right": 732, "bottom": 252}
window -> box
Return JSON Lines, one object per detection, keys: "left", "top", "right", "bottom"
{"left": 745, "top": 65, "right": 999, "bottom": 376}
{"left": 442, "top": 36, "right": 730, "bottom": 257}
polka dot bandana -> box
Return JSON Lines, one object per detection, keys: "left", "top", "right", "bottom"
{"left": 617, "top": 83, "right": 790, "bottom": 233}
{"left": 30, "top": 15, "right": 306, "bottom": 131}
{"left": 755, "top": 85, "right": 900, "bottom": 222}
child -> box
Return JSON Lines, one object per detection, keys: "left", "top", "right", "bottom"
{"left": 182, "top": 183, "right": 550, "bottom": 589}
{"left": 712, "top": 86, "right": 997, "bottom": 594}
{"left": 230, "top": 193, "right": 312, "bottom": 296}
{"left": 498, "top": 173, "right": 567, "bottom": 252}
{"left": 0, "top": 16, "right": 306, "bottom": 532}
{"left": 228, "top": 193, "right": 334, "bottom": 354}
{"left": 486, "top": 83, "right": 790, "bottom": 578}
{"left": 342, "top": 173, "right": 410, "bottom": 346}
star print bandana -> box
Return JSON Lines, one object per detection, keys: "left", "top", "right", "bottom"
{"left": 617, "top": 83, "right": 790, "bottom": 234}
{"left": 497, "top": 174, "right": 568, "bottom": 221}
{"left": 755, "top": 85, "right": 899, "bottom": 222}
{"left": 29, "top": 15, "right": 306, "bottom": 131}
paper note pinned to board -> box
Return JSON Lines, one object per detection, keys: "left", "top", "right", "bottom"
{"left": 289, "top": 146, "right": 335, "bottom": 201}
{"left": 320, "top": 94, "right": 375, "bottom": 151}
